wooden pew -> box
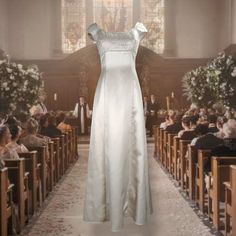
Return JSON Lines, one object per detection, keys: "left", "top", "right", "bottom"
{"left": 186, "top": 144, "right": 198, "bottom": 200}
{"left": 156, "top": 126, "right": 161, "bottom": 160}
{"left": 51, "top": 137, "right": 60, "bottom": 183}
{"left": 162, "top": 130, "right": 168, "bottom": 168}
{"left": 167, "top": 133, "right": 176, "bottom": 174}
{"left": 28, "top": 146, "right": 48, "bottom": 200}
{"left": 225, "top": 165, "right": 236, "bottom": 236}
{"left": 72, "top": 126, "right": 79, "bottom": 160}
{"left": 225, "top": 180, "right": 231, "bottom": 236}
{"left": 4, "top": 159, "right": 30, "bottom": 230}
{"left": 153, "top": 125, "right": 158, "bottom": 157}
{"left": 0, "top": 168, "right": 14, "bottom": 236}
{"left": 59, "top": 135, "right": 65, "bottom": 175}
{"left": 159, "top": 128, "right": 164, "bottom": 164}
{"left": 18, "top": 151, "right": 42, "bottom": 214}
{"left": 172, "top": 136, "right": 180, "bottom": 180}
{"left": 195, "top": 149, "right": 212, "bottom": 213}
{"left": 48, "top": 141, "right": 55, "bottom": 191}
{"left": 68, "top": 130, "right": 73, "bottom": 164}
{"left": 207, "top": 157, "right": 236, "bottom": 230}
{"left": 64, "top": 132, "right": 69, "bottom": 170}
{"left": 179, "top": 140, "right": 191, "bottom": 189}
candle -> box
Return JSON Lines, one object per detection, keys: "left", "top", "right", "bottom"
{"left": 171, "top": 92, "right": 174, "bottom": 98}
{"left": 54, "top": 93, "right": 57, "bottom": 101}
{"left": 166, "top": 96, "right": 170, "bottom": 111}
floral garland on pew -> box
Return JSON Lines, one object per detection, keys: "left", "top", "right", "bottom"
{"left": 182, "top": 53, "right": 236, "bottom": 109}
{"left": 0, "top": 59, "right": 44, "bottom": 117}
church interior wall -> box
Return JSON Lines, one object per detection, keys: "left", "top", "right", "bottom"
{"left": 1, "top": 0, "right": 235, "bottom": 60}
{"left": 0, "top": 0, "right": 8, "bottom": 53}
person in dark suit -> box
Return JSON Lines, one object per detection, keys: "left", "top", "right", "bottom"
{"left": 165, "top": 114, "right": 183, "bottom": 134}
{"left": 204, "top": 119, "right": 236, "bottom": 188}
{"left": 40, "top": 114, "right": 62, "bottom": 138}
{"left": 208, "top": 114, "right": 219, "bottom": 133}
{"left": 146, "top": 94, "right": 159, "bottom": 137}
{"left": 191, "top": 124, "right": 223, "bottom": 150}
{"left": 178, "top": 116, "right": 196, "bottom": 140}
{"left": 210, "top": 119, "right": 236, "bottom": 157}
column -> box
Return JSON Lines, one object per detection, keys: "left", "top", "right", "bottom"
{"left": 133, "top": 0, "right": 141, "bottom": 24}
{"left": 51, "top": 0, "right": 63, "bottom": 57}
{"left": 163, "top": 0, "right": 176, "bottom": 57}
{"left": 86, "top": 0, "right": 94, "bottom": 45}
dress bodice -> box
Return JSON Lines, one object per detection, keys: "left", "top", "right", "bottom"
{"left": 87, "top": 22, "right": 148, "bottom": 59}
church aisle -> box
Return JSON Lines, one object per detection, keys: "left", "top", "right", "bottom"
{"left": 21, "top": 143, "right": 213, "bottom": 236}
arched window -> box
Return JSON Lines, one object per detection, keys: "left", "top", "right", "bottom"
{"left": 62, "top": 0, "right": 164, "bottom": 54}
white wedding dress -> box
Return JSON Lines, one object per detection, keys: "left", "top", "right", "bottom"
{"left": 83, "top": 22, "right": 153, "bottom": 232}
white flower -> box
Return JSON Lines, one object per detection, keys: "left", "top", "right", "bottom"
{"left": 231, "top": 67, "right": 236, "bottom": 77}
{"left": 12, "top": 82, "right": 17, "bottom": 87}
{"left": 17, "top": 64, "right": 23, "bottom": 69}
{"left": 9, "top": 103, "right": 16, "bottom": 110}
{"left": 10, "top": 75, "right": 14, "bottom": 80}
{"left": 2, "top": 82, "right": 8, "bottom": 88}
{"left": 215, "top": 70, "right": 221, "bottom": 75}
{"left": 227, "top": 58, "right": 233, "bottom": 65}
{"left": 0, "top": 60, "right": 5, "bottom": 65}
{"left": 6, "top": 68, "right": 12, "bottom": 73}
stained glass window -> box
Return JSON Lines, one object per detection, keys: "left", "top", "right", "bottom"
{"left": 140, "top": 0, "right": 165, "bottom": 54}
{"left": 62, "top": 0, "right": 86, "bottom": 53}
{"left": 93, "top": 0, "right": 133, "bottom": 32}
{"left": 61, "top": 0, "right": 165, "bottom": 54}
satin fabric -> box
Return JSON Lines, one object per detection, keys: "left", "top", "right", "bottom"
{"left": 83, "top": 22, "right": 153, "bottom": 232}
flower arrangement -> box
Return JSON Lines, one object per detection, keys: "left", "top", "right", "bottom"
{"left": 182, "top": 66, "right": 220, "bottom": 107}
{"left": 0, "top": 60, "right": 44, "bottom": 116}
{"left": 182, "top": 53, "right": 236, "bottom": 108}
{"left": 207, "top": 53, "right": 236, "bottom": 108}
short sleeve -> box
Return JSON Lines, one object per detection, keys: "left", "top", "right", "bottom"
{"left": 87, "top": 23, "right": 101, "bottom": 41}
{"left": 134, "top": 22, "right": 148, "bottom": 41}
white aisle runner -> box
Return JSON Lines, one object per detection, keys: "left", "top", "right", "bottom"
{"left": 22, "top": 143, "right": 213, "bottom": 236}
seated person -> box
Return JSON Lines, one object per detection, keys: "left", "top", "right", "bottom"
{"left": 178, "top": 116, "right": 196, "bottom": 140}
{"left": 57, "top": 112, "right": 72, "bottom": 133}
{"left": 208, "top": 114, "right": 219, "bottom": 133}
{"left": 165, "top": 113, "right": 183, "bottom": 134}
{"left": 211, "top": 119, "right": 236, "bottom": 156}
{"left": 0, "top": 125, "right": 19, "bottom": 160}
{"left": 190, "top": 124, "right": 223, "bottom": 160}
{"left": 20, "top": 118, "right": 48, "bottom": 148}
{"left": 205, "top": 119, "right": 236, "bottom": 189}
{"left": 0, "top": 125, "right": 20, "bottom": 231}
{"left": 190, "top": 115, "right": 199, "bottom": 130}
{"left": 39, "top": 113, "right": 50, "bottom": 135}
{"left": 17, "top": 113, "right": 31, "bottom": 139}
{"left": 160, "top": 114, "right": 170, "bottom": 129}
{"left": 40, "top": 114, "right": 62, "bottom": 138}
{"left": 4, "top": 115, "right": 20, "bottom": 126}
{"left": 6, "top": 124, "right": 28, "bottom": 153}
{"left": 214, "top": 116, "right": 227, "bottom": 139}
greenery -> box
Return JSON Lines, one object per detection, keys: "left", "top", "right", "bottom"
{"left": 0, "top": 60, "right": 44, "bottom": 116}
{"left": 182, "top": 53, "right": 236, "bottom": 108}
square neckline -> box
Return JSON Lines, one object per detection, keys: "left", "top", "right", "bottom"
{"left": 94, "top": 22, "right": 146, "bottom": 34}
